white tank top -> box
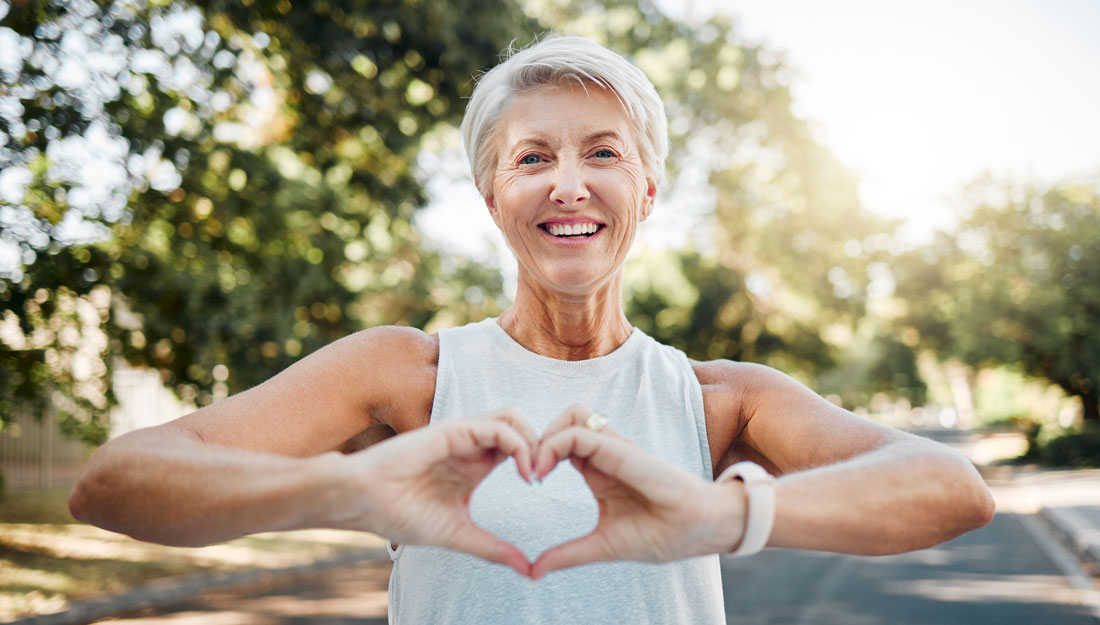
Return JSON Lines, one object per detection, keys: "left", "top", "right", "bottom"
{"left": 387, "top": 318, "right": 725, "bottom": 624}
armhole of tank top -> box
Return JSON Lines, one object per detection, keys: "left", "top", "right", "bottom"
{"left": 387, "top": 539, "right": 403, "bottom": 561}
{"left": 677, "top": 347, "right": 714, "bottom": 479}
{"left": 387, "top": 330, "right": 452, "bottom": 563}
{"left": 427, "top": 326, "right": 453, "bottom": 426}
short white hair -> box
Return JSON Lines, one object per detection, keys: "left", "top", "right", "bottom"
{"left": 461, "top": 35, "right": 669, "bottom": 198}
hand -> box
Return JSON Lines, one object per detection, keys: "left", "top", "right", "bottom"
{"left": 340, "top": 407, "right": 538, "bottom": 577}
{"left": 530, "top": 405, "right": 746, "bottom": 580}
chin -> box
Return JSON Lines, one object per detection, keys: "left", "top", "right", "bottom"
{"left": 538, "top": 267, "right": 611, "bottom": 295}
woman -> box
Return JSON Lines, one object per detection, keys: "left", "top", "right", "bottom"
{"left": 69, "top": 36, "right": 995, "bottom": 624}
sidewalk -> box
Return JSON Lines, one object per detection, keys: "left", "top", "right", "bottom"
{"left": 1004, "top": 468, "right": 1100, "bottom": 572}
{"left": 929, "top": 427, "right": 1100, "bottom": 573}
{"left": 2, "top": 547, "right": 390, "bottom": 625}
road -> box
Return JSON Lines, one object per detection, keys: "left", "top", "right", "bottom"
{"left": 99, "top": 512, "right": 1098, "bottom": 625}
{"left": 720, "top": 511, "right": 1098, "bottom": 624}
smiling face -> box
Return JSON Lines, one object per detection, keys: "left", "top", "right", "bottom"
{"left": 486, "top": 83, "right": 657, "bottom": 297}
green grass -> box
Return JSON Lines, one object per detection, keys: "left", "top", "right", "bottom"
{"left": 0, "top": 488, "right": 384, "bottom": 620}
{"left": 0, "top": 488, "right": 76, "bottom": 524}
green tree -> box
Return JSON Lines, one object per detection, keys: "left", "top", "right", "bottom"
{"left": 529, "top": 0, "right": 898, "bottom": 390}
{"left": 0, "top": 0, "right": 527, "bottom": 441}
{"left": 894, "top": 178, "right": 1100, "bottom": 422}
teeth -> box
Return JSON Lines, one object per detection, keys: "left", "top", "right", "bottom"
{"left": 547, "top": 222, "right": 598, "bottom": 236}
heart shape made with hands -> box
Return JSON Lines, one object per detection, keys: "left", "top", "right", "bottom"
{"left": 454, "top": 407, "right": 729, "bottom": 581}
{"left": 469, "top": 443, "right": 599, "bottom": 570}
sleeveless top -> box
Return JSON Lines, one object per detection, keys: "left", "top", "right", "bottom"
{"left": 387, "top": 318, "right": 725, "bottom": 624}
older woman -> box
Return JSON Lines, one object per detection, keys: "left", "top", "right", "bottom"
{"left": 69, "top": 36, "right": 994, "bottom": 624}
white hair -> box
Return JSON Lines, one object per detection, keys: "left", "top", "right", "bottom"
{"left": 460, "top": 35, "right": 669, "bottom": 198}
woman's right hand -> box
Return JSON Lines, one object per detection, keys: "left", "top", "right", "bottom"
{"left": 331, "top": 408, "right": 537, "bottom": 577}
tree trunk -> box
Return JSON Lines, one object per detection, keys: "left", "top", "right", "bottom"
{"left": 1083, "top": 390, "right": 1099, "bottom": 423}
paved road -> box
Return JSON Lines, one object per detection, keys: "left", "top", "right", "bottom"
{"left": 720, "top": 511, "right": 1098, "bottom": 624}
{"left": 99, "top": 512, "right": 1097, "bottom": 625}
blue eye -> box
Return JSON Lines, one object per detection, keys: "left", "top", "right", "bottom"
{"left": 594, "top": 149, "right": 616, "bottom": 159}
{"left": 520, "top": 154, "right": 543, "bottom": 165}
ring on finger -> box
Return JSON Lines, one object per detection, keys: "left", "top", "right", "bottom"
{"left": 584, "top": 413, "right": 608, "bottom": 432}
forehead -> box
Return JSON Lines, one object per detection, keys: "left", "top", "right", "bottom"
{"left": 495, "top": 83, "right": 635, "bottom": 151}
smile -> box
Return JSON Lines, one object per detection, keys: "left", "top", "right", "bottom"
{"left": 539, "top": 221, "right": 604, "bottom": 238}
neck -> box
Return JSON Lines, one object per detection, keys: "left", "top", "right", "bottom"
{"left": 499, "top": 270, "right": 631, "bottom": 361}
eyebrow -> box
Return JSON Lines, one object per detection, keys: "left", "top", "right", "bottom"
{"left": 507, "top": 130, "right": 627, "bottom": 153}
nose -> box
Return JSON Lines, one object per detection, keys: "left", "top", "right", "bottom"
{"left": 548, "top": 160, "right": 590, "bottom": 208}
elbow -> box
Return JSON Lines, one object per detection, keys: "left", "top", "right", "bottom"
{"left": 67, "top": 481, "right": 90, "bottom": 523}
{"left": 943, "top": 456, "right": 996, "bottom": 538}
{"left": 67, "top": 460, "right": 103, "bottom": 524}
{"left": 968, "top": 480, "right": 996, "bottom": 531}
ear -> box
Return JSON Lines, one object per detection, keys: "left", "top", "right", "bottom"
{"left": 484, "top": 192, "right": 504, "bottom": 230}
{"left": 640, "top": 175, "right": 657, "bottom": 222}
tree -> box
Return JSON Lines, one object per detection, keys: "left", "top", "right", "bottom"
{"left": 894, "top": 178, "right": 1100, "bottom": 421}
{"left": 0, "top": 0, "right": 528, "bottom": 441}
{"left": 528, "top": 0, "right": 898, "bottom": 389}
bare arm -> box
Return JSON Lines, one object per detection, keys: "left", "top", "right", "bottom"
{"left": 68, "top": 326, "right": 436, "bottom": 547}
{"left": 701, "top": 360, "right": 995, "bottom": 555}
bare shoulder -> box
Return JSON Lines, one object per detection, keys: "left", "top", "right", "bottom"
{"left": 690, "top": 359, "right": 784, "bottom": 428}
{"left": 689, "top": 359, "right": 766, "bottom": 473}
{"left": 170, "top": 325, "right": 437, "bottom": 457}
{"left": 335, "top": 325, "right": 438, "bottom": 433}
{"left": 692, "top": 358, "right": 904, "bottom": 475}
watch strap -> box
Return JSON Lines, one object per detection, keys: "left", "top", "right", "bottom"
{"left": 718, "top": 461, "right": 776, "bottom": 557}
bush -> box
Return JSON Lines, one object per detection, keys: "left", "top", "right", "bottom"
{"left": 1038, "top": 424, "right": 1100, "bottom": 468}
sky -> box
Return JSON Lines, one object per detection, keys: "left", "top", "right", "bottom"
{"left": 416, "top": 0, "right": 1100, "bottom": 262}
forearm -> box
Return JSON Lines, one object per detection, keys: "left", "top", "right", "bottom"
{"left": 765, "top": 439, "right": 994, "bottom": 555}
{"left": 68, "top": 425, "right": 350, "bottom": 547}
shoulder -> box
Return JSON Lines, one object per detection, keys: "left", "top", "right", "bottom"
{"left": 686, "top": 356, "right": 783, "bottom": 385}
{"left": 690, "top": 359, "right": 804, "bottom": 468}
{"left": 691, "top": 358, "right": 819, "bottom": 419}
{"left": 333, "top": 325, "right": 438, "bottom": 433}
{"left": 343, "top": 325, "right": 439, "bottom": 363}
{"left": 690, "top": 359, "right": 793, "bottom": 392}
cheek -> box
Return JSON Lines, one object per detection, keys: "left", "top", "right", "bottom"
{"left": 599, "top": 167, "right": 649, "bottom": 216}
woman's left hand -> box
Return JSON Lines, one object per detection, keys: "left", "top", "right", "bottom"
{"left": 530, "top": 405, "right": 747, "bottom": 580}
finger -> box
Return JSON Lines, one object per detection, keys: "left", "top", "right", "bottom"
{"left": 534, "top": 425, "right": 618, "bottom": 481}
{"left": 530, "top": 531, "right": 613, "bottom": 580}
{"left": 541, "top": 403, "right": 594, "bottom": 441}
{"left": 478, "top": 406, "right": 539, "bottom": 451}
{"left": 450, "top": 419, "right": 535, "bottom": 483}
{"left": 540, "top": 404, "right": 632, "bottom": 446}
{"left": 447, "top": 522, "right": 532, "bottom": 578}
{"left": 535, "top": 426, "right": 666, "bottom": 486}
{"left": 534, "top": 422, "right": 626, "bottom": 481}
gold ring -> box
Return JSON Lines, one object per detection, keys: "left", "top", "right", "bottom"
{"left": 585, "top": 413, "right": 608, "bottom": 432}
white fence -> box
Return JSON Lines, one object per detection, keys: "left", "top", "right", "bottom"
{"left": 0, "top": 406, "right": 88, "bottom": 491}
{"left": 0, "top": 366, "right": 191, "bottom": 492}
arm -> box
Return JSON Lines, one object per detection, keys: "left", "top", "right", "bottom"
{"left": 68, "top": 326, "right": 434, "bottom": 547}
{"left": 701, "top": 360, "right": 995, "bottom": 555}
{"left": 528, "top": 364, "right": 996, "bottom": 578}
{"left": 69, "top": 326, "right": 538, "bottom": 574}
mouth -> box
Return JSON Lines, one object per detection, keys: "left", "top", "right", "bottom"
{"left": 538, "top": 221, "right": 605, "bottom": 239}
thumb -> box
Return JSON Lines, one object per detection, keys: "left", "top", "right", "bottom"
{"left": 529, "top": 530, "right": 613, "bottom": 581}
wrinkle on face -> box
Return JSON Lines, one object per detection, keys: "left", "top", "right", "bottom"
{"left": 485, "top": 83, "right": 656, "bottom": 297}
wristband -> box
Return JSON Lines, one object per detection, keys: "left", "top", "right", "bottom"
{"left": 717, "top": 461, "right": 776, "bottom": 557}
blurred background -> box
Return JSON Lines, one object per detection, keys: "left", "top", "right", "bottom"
{"left": 2, "top": 0, "right": 1099, "bottom": 480}
{"left": 0, "top": 0, "right": 1099, "bottom": 618}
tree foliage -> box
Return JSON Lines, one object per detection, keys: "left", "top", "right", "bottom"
{"left": 0, "top": 0, "right": 527, "bottom": 441}
{"left": 894, "top": 179, "right": 1100, "bottom": 421}
{"left": 526, "top": 0, "right": 906, "bottom": 389}
{"left": 1, "top": 0, "right": 934, "bottom": 446}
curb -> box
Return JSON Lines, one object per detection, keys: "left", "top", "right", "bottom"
{"left": 2, "top": 546, "right": 390, "bottom": 625}
{"left": 1040, "top": 505, "right": 1100, "bottom": 571}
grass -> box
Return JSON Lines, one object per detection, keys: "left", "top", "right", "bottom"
{"left": 0, "top": 488, "right": 385, "bottom": 620}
